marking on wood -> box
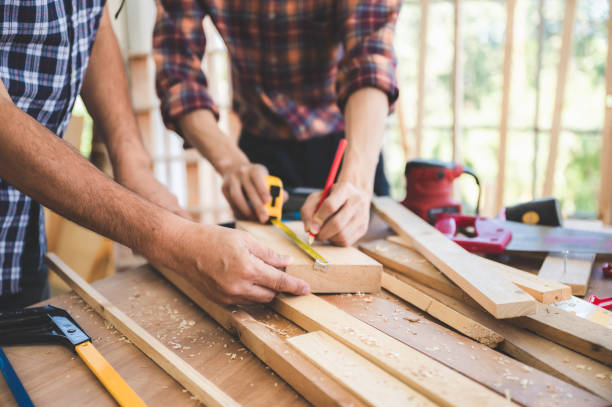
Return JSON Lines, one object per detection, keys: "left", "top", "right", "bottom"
{"left": 372, "top": 197, "right": 537, "bottom": 318}
{"left": 237, "top": 221, "right": 382, "bottom": 293}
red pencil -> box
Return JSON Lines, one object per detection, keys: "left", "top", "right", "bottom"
{"left": 308, "top": 138, "right": 347, "bottom": 244}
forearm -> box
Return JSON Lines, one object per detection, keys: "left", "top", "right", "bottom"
{"left": 339, "top": 87, "right": 389, "bottom": 192}
{"left": 178, "top": 109, "right": 249, "bottom": 174}
{"left": 80, "top": 6, "right": 152, "bottom": 176}
{"left": 0, "top": 95, "right": 179, "bottom": 265}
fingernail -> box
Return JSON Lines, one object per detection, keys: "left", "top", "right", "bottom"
{"left": 311, "top": 223, "right": 320, "bottom": 234}
{"left": 301, "top": 283, "right": 310, "bottom": 295}
{"left": 283, "top": 255, "right": 293, "bottom": 265}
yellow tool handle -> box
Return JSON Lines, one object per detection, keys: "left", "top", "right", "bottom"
{"left": 265, "top": 175, "right": 283, "bottom": 220}
{"left": 75, "top": 341, "right": 147, "bottom": 407}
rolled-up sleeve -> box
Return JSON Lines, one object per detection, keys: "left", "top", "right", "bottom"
{"left": 336, "top": 0, "right": 401, "bottom": 112}
{"left": 153, "top": 0, "right": 219, "bottom": 135}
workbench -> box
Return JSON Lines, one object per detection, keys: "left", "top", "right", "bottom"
{"left": 1, "top": 217, "right": 610, "bottom": 406}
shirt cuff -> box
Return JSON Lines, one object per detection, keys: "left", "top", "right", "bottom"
{"left": 336, "top": 54, "right": 399, "bottom": 113}
{"left": 159, "top": 82, "right": 220, "bottom": 143}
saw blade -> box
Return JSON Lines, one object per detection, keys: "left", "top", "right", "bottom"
{"left": 270, "top": 219, "right": 328, "bottom": 266}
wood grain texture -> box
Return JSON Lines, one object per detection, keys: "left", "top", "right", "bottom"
{"left": 368, "top": 238, "right": 571, "bottom": 304}
{"left": 538, "top": 252, "right": 595, "bottom": 296}
{"left": 45, "top": 253, "right": 239, "bottom": 407}
{"left": 273, "top": 294, "right": 514, "bottom": 407}
{"left": 371, "top": 197, "right": 537, "bottom": 318}
{"left": 325, "top": 292, "right": 609, "bottom": 407}
{"left": 542, "top": 0, "right": 577, "bottom": 197}
{"left": 402, "top": 277, "right": 612, "bottom": 402}
{"left": 373, "top": 238, "right": 612, "bottom": 365}
{"left": 153, "top": 264, "right": 364, "bottom": 407}
{"left": 288, "top": 331, "right": 436, "bottom": 407}
{"left": 382, "top": 271, "right": 503, "bottom": 347}
{"left": 237, "top": 221, "right": 382, "bottom": 293}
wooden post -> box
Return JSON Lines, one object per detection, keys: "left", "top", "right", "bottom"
{"left": 542, "top": 0, "right": 576, "bottom": 197}
{"left": 495, "top": 0, "right": 516, "bottom": 212}
{"left": 600, "top": 3, "right": 612, "bottom": 224}
{"left": 415, "top": 0, "right": 429, "bottom": 158}
{"left": 532, "top": 0, "right": 545, "bottom": 199}
{"left": 452, "top": 0, "right": 463, "bottom": 164}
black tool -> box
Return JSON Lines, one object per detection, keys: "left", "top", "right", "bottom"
{"left": 505, "top": 198, "right": 562, "bottom": 226}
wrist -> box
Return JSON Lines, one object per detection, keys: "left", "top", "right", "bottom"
{"left": 337, "top": 148, "right": 376, "bottom": 194}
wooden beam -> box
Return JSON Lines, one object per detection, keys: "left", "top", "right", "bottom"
{"left": 273, "top": 294, "right": 514, "bottom": 407}
{"left": 415, "top": 0, "right": 430, "bottom": 158}
{"left": 600, "top": 2, "right": 612, "bottom": 224}
{"left": 45, "top": 254, "right": 239, "bottom": 407}
{"left": 401, "top": 277, "right": 612, "bottom": 402}
{"left": 287, "top": 331, "right": 436, "bottom": 407}
{"left": 371, "top": 197, "right": 538, "bottom": 318}
{"left": 236, "top": 221, "right": 382, "bottom": 293}
{"left": 368, "top": 239, "right": 612, "bottom": 365}
{"left": 366, "top": 238, "right": 571, "bottom": 304}
{"left": 151, "top": 264, "right": 363, "bottom": 407}
{"left": 452, "top": 0, "right": 463, "bottom": 163}
{"left": 538, "top": 252, "right": 595, "bottom": 296}
{"left": 542, "top": 0, "right": 577, "bottom": 197}
{"left": 382, "top": 271, "right": 504, "bottom": 347}
{"left": 496, "top": 0, "right": 516, "bottom": 211}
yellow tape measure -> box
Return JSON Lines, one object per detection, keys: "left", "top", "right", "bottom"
{"left": 265, "top": 176, "right": 328, "bottom": 266}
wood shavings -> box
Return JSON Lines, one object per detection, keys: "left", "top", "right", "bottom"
{"left": 404, "top": 316, "right": 420, "bottom": 323}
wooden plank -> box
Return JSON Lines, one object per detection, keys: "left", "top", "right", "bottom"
{"left": 415, "top": 0, "right": 429, "bottom": 158}
{"left": 401, "top": 277, "right": 612, "bottom": 402}
{"left": 381, "top": 271, "right": 503, "bottom": 347}
{"left": 236, "top": 221, "right": 382, "bottom": 293}
{"left": 600, "top": 0, "right": 612, "bottom": 224}
{"left": 538, "top": 252, "right": 595, "bottom": 296}
{"left": 371, "top": 197, "right": 538, "bottom": 318}
{"left": 374, "top": 237, "right": 612, "bottom": 365}
{"left": 542, "top": 0, "right": 577, "bottom": 197}
{"left": 368, "top": 238, "right": 571, "bottom": 304}
{"left": 287, "top": 331, "right": 436, "bottom": 407}
{"left": 152, "top": 264, "right": 364, "bottom": 407}
{"left": 452, "top": 0, "right": 463, "bottom": 163}
{"left": 272, "top": 294, "right": 514, "bottom": 407}
{"left": 496, "top": 0, "right": 516, "bottom": 211}
{"left": 45, "top": 254, "right": 240, "bottom": 407}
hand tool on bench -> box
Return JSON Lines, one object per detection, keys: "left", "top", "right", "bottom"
{"left": 588, "top": 295, "right": 612, "bottom": 310}
{"left": 0, "top": 347, "right": 34, "bottom": 407}
{"left": 307, "top": 138, "right": 347, "bottom": 244}
{"left": 265, "top": 175, "right": 328, "bottom": 269}
{"left": 0, "top": 305, "right": 146, "bottom": 407}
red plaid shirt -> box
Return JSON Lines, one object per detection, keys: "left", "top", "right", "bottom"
{"left": 153, "top": 0, "right": 400, "bottom": 141}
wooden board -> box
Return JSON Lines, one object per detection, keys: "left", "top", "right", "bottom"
{"left": 400, "top": 276, "right": 612, "bottom": 402}
{"left": 272, "top": 294, "right": 514, "bottom": 407}
{"left": 152, "top": 264, "right": 364, "bottom": 407}
{"left": 325, "top": 292, "right": 608, "bottom": 407}
{"left": 236, "top": 221, "right": 382, "bottom": 293}
{"left": 538, "top": 252, "right": 595, "bottom": 296}
{"left": 45, "top": 253, "right": 239, "bottom": 407}
{"left": 367, "top": 238, "right": 571, "bottom": 304}
{"left": 287, "top": 331, "right": 436, "bottom": 407}
{"left": 381, "top": 271, "right": 503, "bottom": 347}
{"left": 415, "top": 0, "right": 430, "bottom": 157}
{"left": 371, "top": 197, "right": 538, "bottom": 318}
{"left": 600, "top": 0, "right": 612, "bottom": 224}
{"left": 374, "top": 237, "right": 612, "bottom": 365}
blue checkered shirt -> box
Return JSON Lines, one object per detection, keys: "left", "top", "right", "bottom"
{"left": 0, "top": 0, "right": 105, "bottom": 297}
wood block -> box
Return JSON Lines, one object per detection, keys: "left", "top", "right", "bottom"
{"left": 287, "top": 331, "right": 435, "bottom": 407}
{"left": 236, "top": 221, "right": 382, "bottom": 293}
{"left": 373, "top": 238, "right": 572, "bottom": 304}
{"left": 371, "top": 198, "right": 538, "bottom": 318}
{"left": 273, "top": 294, "right": 514, "bottom": 407}
{"left": 538, "top": 252, "right": 595, "bottom": 296}
{"left": 366, "top": 238, "right": 612, "bottom": 365}
{"left": 382, "top": 271, "right": 504, "bottom": 348}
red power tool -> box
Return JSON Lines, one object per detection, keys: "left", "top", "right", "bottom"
{"left": 401, "top": 159, "right": 481, "bottom": 223}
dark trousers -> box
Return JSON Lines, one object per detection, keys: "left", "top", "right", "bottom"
{"left": 239, "top": 132, "right": 390, "bottom": 196}
{"left": 0, "top": 266, "right": 49, "bottom": 311}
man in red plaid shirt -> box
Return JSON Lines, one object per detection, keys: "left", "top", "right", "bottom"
{"left": 154, "top": 0, "right": 400, "bottom": 246}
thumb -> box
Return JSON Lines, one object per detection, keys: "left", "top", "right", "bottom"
{"left": 300, "top": 191, "right": 323, "bottom": 234}
{"left": 248, "top": 240, "right": 292, "bottom": 269}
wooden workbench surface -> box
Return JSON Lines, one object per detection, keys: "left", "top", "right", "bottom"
{"left": 0, "top": 219, "right": 610, "bottom": 406}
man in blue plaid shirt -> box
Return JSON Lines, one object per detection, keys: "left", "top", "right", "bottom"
{"left": 0, "top": 2, "right": 309, "bottom": 310}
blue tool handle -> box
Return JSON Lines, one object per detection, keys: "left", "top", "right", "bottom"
{"left": 0, "top": 347, "right": 34, "bottom": 407}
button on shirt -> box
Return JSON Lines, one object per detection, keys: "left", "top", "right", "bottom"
{"left": 0, "top": 0, "right": 105, "bottom": 296}
{"left": 153, "top": 0, "right": 400, "bottom": 141}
